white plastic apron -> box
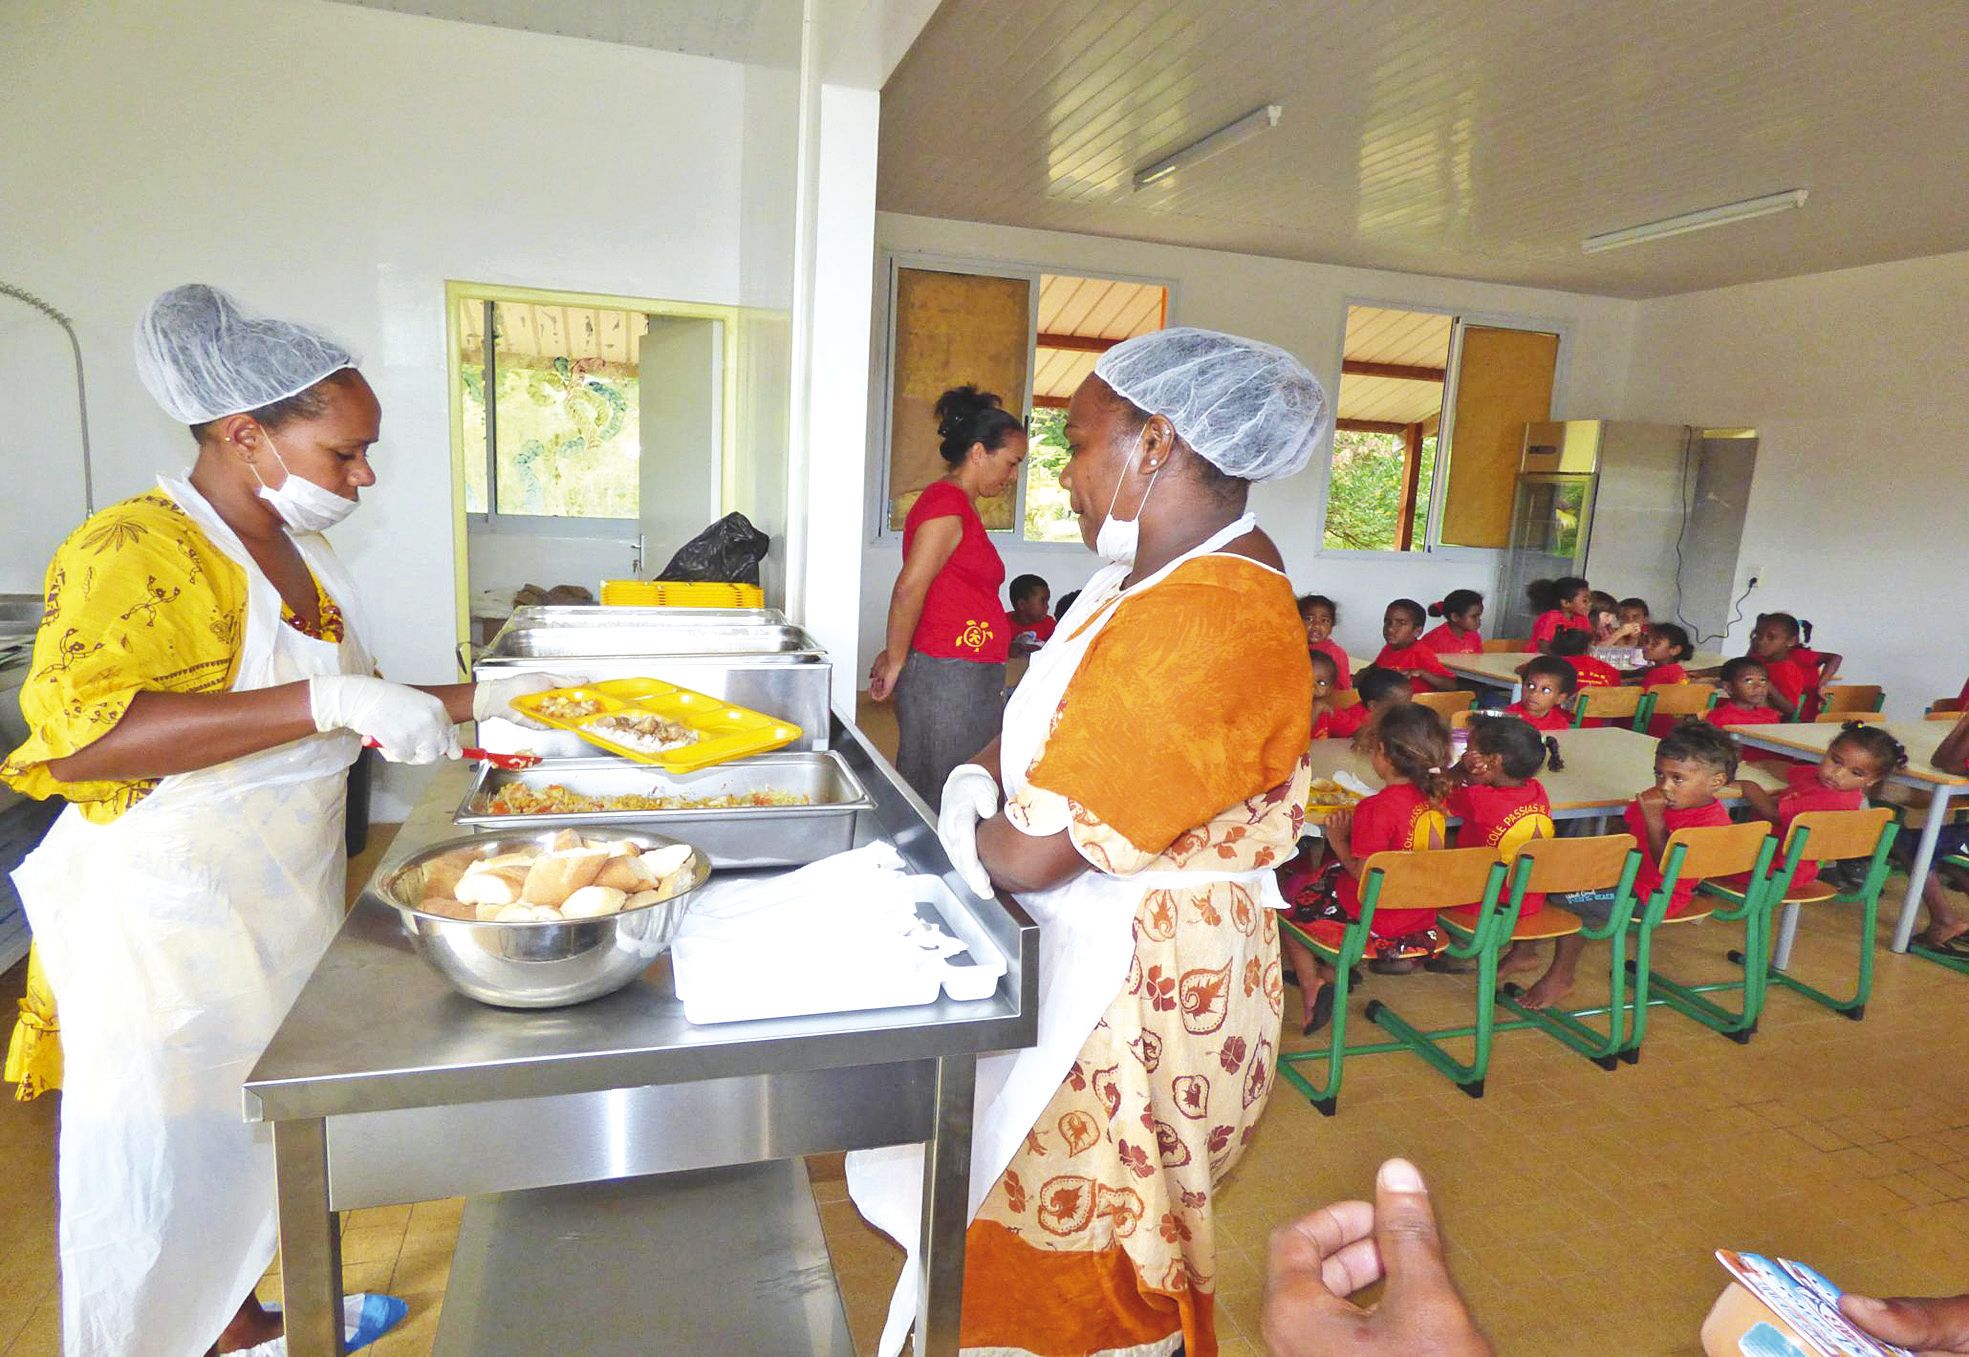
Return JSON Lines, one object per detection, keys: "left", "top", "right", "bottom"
{"left": 847, "top": 514, "right": 1287, "bottom": 1357}
{"left": 12, "top": 476, "right": 372, "bottom": 1357}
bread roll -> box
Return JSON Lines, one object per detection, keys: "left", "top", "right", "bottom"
{"left": 593, "top": 854, "right": 657, "bottom": 893}
{"left": 419, "top": 854, "right": 474, "bottom": 903}
{"left": 521, "top": 847, "right": 610, "bottom": 905}
{"left": 456, "top": 865, "right": 530, "bottom": 907}
{"left": 418, "top": 896, "right": 477, "bottom": 921}
{"left": 493, "top": 902, "right": 560, "bottom": 923}
{"left": 467, "top": 852, "right": 535, "bottom": 874}
{"left": 640, "top": 844, "right": 694, "bottom": 880}
{"left": 560, "top": 885, "right": 628, "bottom": 919}
{"left": 624, "top": 889, "right": 665, "bottom": 911}
{"left": 548, "top": 828, "right": 587, "bottom": 853}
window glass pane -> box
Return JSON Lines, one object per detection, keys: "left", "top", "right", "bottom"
{"left": 1021, "top": 408, "right": 1079, "bottom": 543}
{"left": 1322, "top": 306, "right": 1451, "bottom": 551}
{"left": 1322, "top": 430, "right": 1407, "bottom": 550}
{"left": 489, "top": 301, "right": 641, "bottom": 519}
{"left": 460, "top": 359, "right": 488, "bottom": 513}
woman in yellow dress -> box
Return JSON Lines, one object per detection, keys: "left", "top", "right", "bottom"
{"left": 1, "top": 285, "right": 572, "bottom": 1357}
{"left": 849, "top": 328, "right": 1328, "bottom": 1357}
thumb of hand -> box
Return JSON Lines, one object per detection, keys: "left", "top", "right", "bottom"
{"left": 1374, "top": 1159, "right": 1458, "bottom": 1311}
{"left": 1841, "top": 1293, "right": 1969, "bottom": 1350}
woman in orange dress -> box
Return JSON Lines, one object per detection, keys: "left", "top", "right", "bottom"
{"left": 849, "top": 328, "right": 1329, "bottom": 1357}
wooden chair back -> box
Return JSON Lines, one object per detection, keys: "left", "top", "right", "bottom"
{"left": 1663, "top": 820, "right": 1776, "bottom": 880}
{"left": 1332, "top": 689, "right": 1362, "bottom": 711}
{"left": 1509, "top": 834, "right": 1640, "bottom": 897}
{"left": 1359, "top": 847, "right": 1503, "bottom": 912}
{"left": 1815, "top": 710, "right": 1880, "bottom": 724}
{"left": 1818, "top": 684, "right": 1883, "bottom": 714}
{"left": 1646, "top": 683, "right": 1718, "bottom": 718}
{"left": 1484, "top": 638, "right": 1530, "bottom": 653}
{"left": 1449, "top": 708, "right": 1479, "bottom": 730}
{"left": 1411, "top": 690, "right": 1476, "bottom": 718}
{"left": 1784, "top": 807, "right": 1895, "bottom": 864}
{"left": 1928, "top": 697, "right": 1965, "bottom": 715}
{"left": 1927, "top": 709, "right": 1961, "bottom": 722}
{"left": 1572, "top": 686, "right": 1647, "bottom": 723}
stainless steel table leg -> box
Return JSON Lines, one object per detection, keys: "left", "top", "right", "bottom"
{"left": 1891, "top": 786, "right": 1952, "bottom": 952}
{"left": 273, "top": 1118, "right": 344, "bottom": 1357}
{"left": 916, "top": 1054, "right": 977, "bottom": 1357}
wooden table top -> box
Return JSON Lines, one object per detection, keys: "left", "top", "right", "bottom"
{"left": 1435, "top": 650, "right": 1732, "bottom": 687}
{"left": 1307, "top": 725, "right": 1785, "bottom": 816}
{"left": 1725, "top": 719, "right": 1969, "bottom": 787}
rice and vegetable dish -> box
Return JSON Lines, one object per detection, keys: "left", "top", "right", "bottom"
{"left": 483, "top": 783, "right": 812, "bottom": 815}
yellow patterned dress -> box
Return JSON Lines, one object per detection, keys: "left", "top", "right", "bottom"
{"left": 1, "top": 488, "right": 344, "bottom": 1100}
{"left": 960, "top": 553, "right": 1312, "bottom": 1357}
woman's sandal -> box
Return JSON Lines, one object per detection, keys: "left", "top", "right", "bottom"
{"left": 1301, "top": 984, "right": 1335, "bottom": 1036}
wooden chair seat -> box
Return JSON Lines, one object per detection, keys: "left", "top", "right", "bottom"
{"left": 1702, "top": 877, "right": 1839, "bottom": 906}
{"left": 1654, "top": 906, "right": 1714, "bottom": 926}
{"left": 1441, "top": 903, "right": 1583, "bottom": 940}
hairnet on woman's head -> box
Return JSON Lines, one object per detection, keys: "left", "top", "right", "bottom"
{"left": 1092, "top": 326, "right": 1331, "bottom": 483}
{"left": 134, "top": 284, "right": 357, "bottom": 425}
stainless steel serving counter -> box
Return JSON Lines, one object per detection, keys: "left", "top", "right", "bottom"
{"left": 245, "top": 713, "right": 1038, "bottom": 1356}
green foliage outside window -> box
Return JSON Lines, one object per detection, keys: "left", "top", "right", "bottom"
{"left": 460, "top": 356, "right": 640, "bottom": 519}
{"left": 1322, "top": 429, "right": 1436, "bottom": 551}
{"left": 1023, "top": 408, "right": 1080, "bottom": 543}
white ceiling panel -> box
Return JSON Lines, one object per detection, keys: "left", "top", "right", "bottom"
{"left": 323, "top": 0, "right": 792, "bottom": 64}
{"left": 879, "top": 0, "right": 1969, "bottom": 297}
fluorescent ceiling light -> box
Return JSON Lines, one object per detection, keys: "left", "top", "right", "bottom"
{"left": 1133, "top": 104, "right": 1282, "bottom": 190}
{"left": 1582, "top": 188, "right": 1809, "bottom": 253}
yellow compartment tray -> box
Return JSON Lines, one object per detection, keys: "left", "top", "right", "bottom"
{"left": 513, "top": 678, "right": 802, "bottom": 773}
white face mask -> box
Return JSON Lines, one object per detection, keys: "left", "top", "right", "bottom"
{"left": 249, "top": 429, "right": 358, "bottom": 533}
{"left": 1093, "top": 429, "right": 1160, "bottom": 567}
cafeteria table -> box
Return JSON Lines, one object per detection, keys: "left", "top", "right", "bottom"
{"left": 1437, "top": 650, "right": 1732, "bottom": 701}
{"left": 1723, "top": 719, "right": 1969, "bottom": 952}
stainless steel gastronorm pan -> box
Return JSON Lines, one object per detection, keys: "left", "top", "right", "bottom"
{"left": 453, "top": 753, "right": 872, "bottom": 868}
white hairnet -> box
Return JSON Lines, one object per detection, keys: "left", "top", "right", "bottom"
{"left": 1093, "top": 326, "right": 1331, "bottom": 483}
{"left": 134, "top": 284, "right": 357, "bottom": 424}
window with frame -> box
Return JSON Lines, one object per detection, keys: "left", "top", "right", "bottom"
{"left": 881, "top": 262, "right": 1168, "bottom": 542}
{"left": 1322, "top": 305, "right": 1560, "bottom": 553}
{"left": 457, "top": 297, "right": 647, "bottom": 533}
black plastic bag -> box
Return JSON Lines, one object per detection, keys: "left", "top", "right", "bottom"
{"left": 656, "top": 512, "right": 771, "bottom": 586}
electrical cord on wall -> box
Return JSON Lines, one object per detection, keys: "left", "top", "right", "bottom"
{"left": 1, "top": 281, "right": 95, "bottom": 515}
{"left": 1670, "top": 423, "right": 1699, "bottom": 639}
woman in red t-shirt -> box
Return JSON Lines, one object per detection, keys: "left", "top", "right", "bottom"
{"left": 869, "top": 385, "right": 1028, "bottom": 805}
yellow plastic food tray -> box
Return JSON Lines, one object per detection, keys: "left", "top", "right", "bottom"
{"left": 599, "top": 580, "right": 766, "bottom": 609}
{"left": 513, "top": 678, "right": 802, "bottom": 773}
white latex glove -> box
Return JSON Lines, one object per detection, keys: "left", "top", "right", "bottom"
{"left": 472, "top": 672, "right": 589, "bottom": 730}
{"left": 938, "top": 763, "right": 1000, "bottom": 898}
{"left": 309, "top": 675, "right": 461, "bottom": 764}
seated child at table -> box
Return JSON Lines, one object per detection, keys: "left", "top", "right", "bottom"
{"left": 1589, "top": 590, "right": 1641, "bottom": 647}
{"left": 1619, "top": 597, "right": 1652, "bottom": 633}
{"left": 1914, "top": 709, "right": 1969, "bottom": 952}
{"left": 1748, "top": 612, "right": 1838, "bottom": 718}
{"left": 1708, "top": 658, "right": 1782, "bottom": 728}
{"left": 1331, "top": 665, "right": 1414, "bottom": 744}
{"left": 1506, "top": 656, "right": 1577, "bottom": 733}
{"left": 1548, "top": 628, "right": 1623, "bottom": 688}
{"left": 1728, "top": 721, "right": 1906, "bottom": 891}
{"left": 1307, "top": 650, "right": 1343, "bottom": 739}
{"left": 1374, "top": 598, "right": 1457, "bottom": 691}
{"left": 1527, "top": 576, "right": 1593, "bottom": 649}
{"left": 1053, "top": 588, "right": 1081, "bottom": 621}
{"left": 1640, "top": 622, "right": 1695, "bottom": 688}
{"left": 1518, "top": 721, "right": 1739, "bottom": 1010}
{"left": 1281, "top": 706, "right": 1459, "bottom": 1032}
{"left": 1297, "top": 593, "right": 1352, "bottom": 689}
{"left": 1421, "top": 589, "right": 1485, "bottom": 656}
{"left": 1005, "top": 573, "right": 1055, "bottom": 656}
{"left": 1450, "top": 716, "right": 1561, "bottom": 979}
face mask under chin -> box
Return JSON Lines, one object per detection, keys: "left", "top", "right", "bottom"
{"left": 249, "top": 430, "right": 358, "bottom": 533}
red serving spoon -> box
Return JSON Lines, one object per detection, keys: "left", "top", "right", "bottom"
{"left": 364, "top": 738, "right": 541, "bottom": 770}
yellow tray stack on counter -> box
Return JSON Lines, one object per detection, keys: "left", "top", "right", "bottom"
{"left": 599, "top": 580, "right": 765, "bottom": 609}
{"left": 513, "top": 678, "right": 802, "bottom": 773}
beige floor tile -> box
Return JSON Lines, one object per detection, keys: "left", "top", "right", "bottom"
{"left": 389, "top": 1248, "right": 455, "bottom": 1297}
{"left": 338, "top": 1223, "right": 408, "bottom": 1267}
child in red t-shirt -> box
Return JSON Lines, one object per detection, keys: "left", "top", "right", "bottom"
{"left": 1730, "top": 722, "right": 1906, "bottom": 890}
{"left": 1450, "top": 715, "right": 1561, "bottom": 979}
{"left": 1329, "top": 666, "right": 1414, "bottom": 745}
{"left": 1707, "top": 658, "right": 1782, "bottom": 728}
{"left": 1748, "top": 612, "right": 1838, "bottom": 719}
{"left": 1507, "top": 656, "right": 1577, "bottom": 732}
{"left": 1420, "top": 588, "right": 1485, "bottom": 656}
{"left": 1003, "top": 573, "right": 1055, "bottom": 657}
{"left": 1297, "top": 593, "right": 1352, "bottom": 690}
{"left": 1640, "top": 622, "right": 1694, "bottom": 688}
{"left": 1527, "top": 576, "right": 1593, "bottom": 649}
{"left": 1548, "top": 628, "right": 1623, "bottom": 688}
{"left": 1374, "top": 599, "right": 1456, "bottom": 691}
{"left": 1307, "top": 650, "right": 1342, "bottom": 739}
{"left": 1518, "top": 721, "right": 1740, "bottom": 1010}
{"left": 1915, "top": 709, "right": 1969, "bottom": 950}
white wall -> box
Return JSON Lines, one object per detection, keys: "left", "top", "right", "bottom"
{"left": 1620, "top": 248, "right": 1969, "bottom": 717}
{"left": 857, "top": 213, "right": 1639, "bottom": 674}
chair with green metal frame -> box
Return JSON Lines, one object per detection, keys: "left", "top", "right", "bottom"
{"left": 1629, "top": 820, "right": 1782, "bottom": 1052}
{"left": 1817, "top": 684, "right": 1885, "bottom": 716}
{"left": 1276, "top": 846, "right": 1505, "bottom": 1116}
{"left": 1571, "top": 685, "right": 1653, "bottom": 732}
{"left": 1365, "top": 834, "right": 1638, "bottom": 1097}
{"left": 1909, "top": 847, "right": 1969, "bottom": 976}
{"left": 1702, "top": 807, "right": 1897, "bottom": 1019}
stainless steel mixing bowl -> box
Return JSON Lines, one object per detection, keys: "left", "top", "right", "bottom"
{"left": 372, "top": 830, "right": 711, "bottom": 1009}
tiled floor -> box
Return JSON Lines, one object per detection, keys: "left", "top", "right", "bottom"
{"left": 6, "top": 758, "right": 1969, "bottom": 1353}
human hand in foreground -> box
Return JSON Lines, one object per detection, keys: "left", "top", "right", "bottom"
{"left": 471, "top": 673, "right": 589, "bottom": 730}
{"left": 868, "top": 649, "right": 904, "bottom": 702}
{"left": 1262, "top": 1158, "right": 1492, "bottom": 1357}
{"left": 937, "top": 763, "right": 999, "bottom": 898}
{"left": 1841, "top": 1291, "right": 1969, "bottom": 1354}
{"left": 310, "top": 675, "right": 460, "bottom": 764}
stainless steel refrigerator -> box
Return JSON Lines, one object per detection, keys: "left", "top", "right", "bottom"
{"left": 1496, "top": 421, "right": 1759, "bottom": 645}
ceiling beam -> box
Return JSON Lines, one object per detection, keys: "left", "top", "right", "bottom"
{"left": 1037, "top": 332, "right": 1117, "bottom": 353}
{"left": 1336, "top": 417, "right": 1407, "bottom": 435}
{"left": 1342, "top": 359, "right": 1444, "bottom": 383}
{"left": 1033, "top": 394, "right": 1070, "bottom": 409}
